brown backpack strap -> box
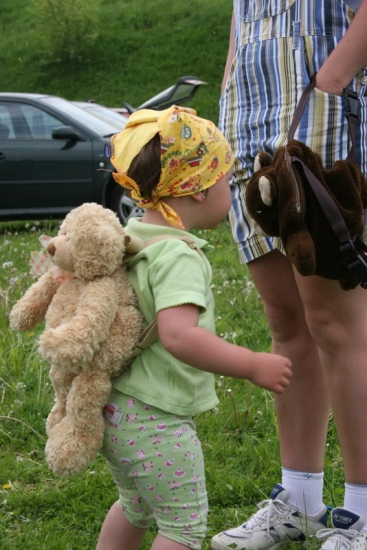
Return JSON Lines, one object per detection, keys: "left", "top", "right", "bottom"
{"left": 343, "top": 87, "right": 360, "bottom": 163}
{"left": 129, "top": 318, "right": 159, "bottom": 357}
{"left": 288, "top": 74, "right": 359, "bottom": 163}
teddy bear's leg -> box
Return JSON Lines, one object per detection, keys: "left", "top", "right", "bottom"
{"left": 45, "top": 371, "right": 112, "bottom": 476}
{"left": 46, "top": 365, "right": 76, "bottom": 435}
{"left": 285, "top": 231, "right": 317, "bottom": 276}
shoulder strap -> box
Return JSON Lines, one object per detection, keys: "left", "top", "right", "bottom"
{"left": 288, "top": 74, "right": 360, "bottom": 163}
{"left": 129, "top": 318, "right": 159, "bottom": 358}
{"left": 122, "top": 234, "right": 203, "bottom": 265}
{"left": 142, "top": 234, "right": 204, "bottom": 258}
{"left": 127, "top": 235, "right": 204, "bottom": 355}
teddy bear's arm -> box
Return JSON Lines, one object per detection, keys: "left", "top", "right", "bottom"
{"left": 10, "top": 272, "right": 61, "bottom": 331}
{"left": 276, "top": 160, "right": 317, "bottom": 276}
{"left": 39, "top": 277, "right": 119, "bottom": 367}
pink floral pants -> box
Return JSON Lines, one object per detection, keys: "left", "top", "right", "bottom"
{"left": 101, "top": 390, "right": 208, "bottom": 549}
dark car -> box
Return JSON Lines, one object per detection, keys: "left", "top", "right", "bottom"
{"left": 0, "top": 93, "right": 141, "bottom": 224}
{"left": 0, "top": 79, "right": 207, "bottom": 224}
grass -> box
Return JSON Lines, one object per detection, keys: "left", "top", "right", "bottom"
{"left": 0, "top": 220, "right": 344, "bottom": 549}
{"left": 0, "top": 0, "right": 233, "bottom": 123}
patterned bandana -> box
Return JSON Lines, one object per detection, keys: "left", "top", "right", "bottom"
{"left": 110, "top": 105, "right": 234, "bottom": 228}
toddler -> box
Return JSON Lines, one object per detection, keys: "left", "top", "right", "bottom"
{"left": 97, "top": 106, "right": 292, "bottom": 550}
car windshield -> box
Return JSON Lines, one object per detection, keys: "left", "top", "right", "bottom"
{"left": 40, "top": 96, "right": 118, "bottom": 136}
{"left": 76, "top": 103, "right": 127, "bottom": 131}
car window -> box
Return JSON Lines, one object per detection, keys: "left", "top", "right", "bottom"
{"left": 21, "top": 104, "right": 63, "bottom": 139}
{"left": 73, "top": 103, "right": 127, "bottom": 131}
{"left": 40, "top": 96, "right": 118, "bottom": 136}
{"left": 0, "top": 105, "right": 15, "bottom": 139}
{"left": 0, "top": 101, "right": 63, "bottom": 140}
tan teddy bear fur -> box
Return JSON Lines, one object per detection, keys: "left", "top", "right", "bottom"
{"left": 10, "top": 203, "right": 143, "bottom": 476}
{"left": 245, "top": 140, "right": 367, "bottom": 290}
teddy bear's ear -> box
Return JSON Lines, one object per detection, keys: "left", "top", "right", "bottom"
{"left": 254, "top": 152, "right": 272, "bottom": 173}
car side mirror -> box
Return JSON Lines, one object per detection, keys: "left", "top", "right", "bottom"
{"left": 52, "top": 126, "right": 83, "bottom": 141}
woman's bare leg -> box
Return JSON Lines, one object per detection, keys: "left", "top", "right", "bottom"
{"left": 294, "top": 271, "right": 367, "bottom": 483}
{"left": 248, "top": 252, "right": 330, "bottom": 472}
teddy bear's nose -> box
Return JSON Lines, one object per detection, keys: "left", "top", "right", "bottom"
{"left": 47, "top": 243, "right": 56, "bottom": 256}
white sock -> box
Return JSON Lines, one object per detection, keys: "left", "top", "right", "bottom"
{"left": 344, "top": 482, "right": 367, "bottom": 534}
{"left": 281, "top": 467, "right": 324, "bottom": 517}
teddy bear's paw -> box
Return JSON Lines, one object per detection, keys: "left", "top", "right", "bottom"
{"left": 9, "top": 305, "right": 36, "bottom": 332}
{"left": 39, "top": 329, "right": 95, "bottom": 367}
{"left": 285, "top": 231, "right": 316, "bottom": 276}
{"left": 339, "top": 276, "right": 359, "bottom": 291}
{"left": 46, "top": 408, "right": 66, "bottom": 435}
{"left": 45, "top": 429, "right": 103, "bottom": 476}
{"left": 254, "top": 221, "right": 271, "bottom": 237}
{"left": 9, "top": 307, "right": 22, "bottom": 330}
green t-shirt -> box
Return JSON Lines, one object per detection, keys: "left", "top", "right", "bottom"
{"left": 113, "top": 218, "right": 219, "bottom": 416}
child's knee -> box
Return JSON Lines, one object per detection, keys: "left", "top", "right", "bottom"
{"left": 120, "top": 498, "right": 154, "bottom": 530}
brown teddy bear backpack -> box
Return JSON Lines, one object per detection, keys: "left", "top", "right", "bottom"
{"left": 245, "top": 74, "right": 367, "bottom": 290}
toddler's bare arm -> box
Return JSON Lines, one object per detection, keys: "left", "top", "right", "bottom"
{"left": 157, "top": 304, "right": 292, "bottom": 394}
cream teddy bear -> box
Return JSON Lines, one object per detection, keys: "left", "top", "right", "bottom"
{"left": 10, "top": 203, "right": 143, "bottom": 476}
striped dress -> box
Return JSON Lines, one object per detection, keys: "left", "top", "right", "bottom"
{"left": 219, "top": 0, "right": 367, "bottom": 263}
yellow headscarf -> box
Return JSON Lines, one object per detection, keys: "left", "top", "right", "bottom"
{"left": 110, "top": 105, "right": 234, "bottom": 228}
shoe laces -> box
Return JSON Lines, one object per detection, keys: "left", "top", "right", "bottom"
{"left": 316, "top": 528, "right": 360, "bottom": 550}
{"left": 244, "top": 498, "right": 291, "bottom": 541}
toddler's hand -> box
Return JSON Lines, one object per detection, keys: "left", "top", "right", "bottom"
{"left": 249, "top": 352, "right": 292, "bottom": 394}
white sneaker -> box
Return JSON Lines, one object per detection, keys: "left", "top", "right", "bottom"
{"left": 211, "top": 484, "right": 328, "bottom": 550}
{"left": 316, "top": 507, "right": 367, "bottom": 550}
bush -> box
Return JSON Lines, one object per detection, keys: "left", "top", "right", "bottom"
{"left": 31, "top": 0, "right": 101, "bottom": 63}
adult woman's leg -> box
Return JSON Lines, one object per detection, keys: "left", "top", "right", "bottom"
{"left": 294, "top": 272, "right": 367, "bottom": 484}
{"left": 248, "top": 251, "right": 330, "bottom": 473}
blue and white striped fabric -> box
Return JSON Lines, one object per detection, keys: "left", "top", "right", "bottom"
{"left": 219, "top": 0, "right": 367, "bottom": 263}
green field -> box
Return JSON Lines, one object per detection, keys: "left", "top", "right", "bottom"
{"left": 0, "top": 0, "right": 233, "bottom": 123}
{"left": 0, "top": 220, "right": 342, "bottom": 549}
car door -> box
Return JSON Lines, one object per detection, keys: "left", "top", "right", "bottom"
{"left": 0, "top": 100, "right": 94, "bottom": 216}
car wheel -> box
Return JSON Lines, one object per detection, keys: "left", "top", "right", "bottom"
{"left": 109, "top": 185, "right": 145, "bottom": 225}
